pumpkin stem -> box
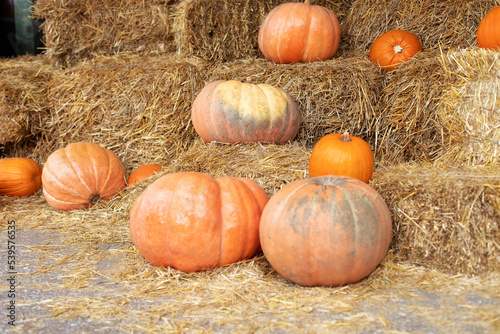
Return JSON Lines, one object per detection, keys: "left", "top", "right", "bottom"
{"left": 340, "top": 132, "right": 351, "bottom": 142}
{"left": 305, "top": 0, "right": 311, "bottom": 4}
{"left": 393, "top": 45, "right": 404, "bottom": 54}
{"left": 90, "top": 194, "right": 101, "bottom": 205}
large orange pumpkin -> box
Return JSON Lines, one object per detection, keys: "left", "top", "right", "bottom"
{"left": 127, "top": 164, "right": 163, "bottom": 186}
{"left": 42, "top": 142, "right": 126, "bottom": 211}
{"left": 477, "top": 6, "right": 500, "bottom": 50}
{"left": 130, "top": 172, "right": 269, "bottom": 273}
{"left": 369, "top": 30, "right": 422, "bottom": 71}
{"left": 191, "top": 80, "right": 300, "bottom": 144}
{"left": 308, "top": 132, "right": 374, "bottom": 183}
{"left": 0, "top": 158, "right": 42, "bottom": 197}
{"left": 258, "top": 0, "right": 341, "bottom": 64}
{"left": 260, "top": 176, "right": 392, "bottom": 287}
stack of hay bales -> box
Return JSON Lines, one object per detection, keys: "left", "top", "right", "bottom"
{"left": 37, "top": 53, "right": 206, "bottom": 170}
{"left": 1, "top": 0, "right": 498, "bottom": 277}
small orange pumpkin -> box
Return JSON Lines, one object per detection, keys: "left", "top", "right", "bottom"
{"left": 258, "top": 0, "right": 341, "bottom": 63}
{"left": 309, "top": 132, "right": 374, "bottom": 183}
{"left": 369, "top": 30, "right": 422, "bottom": 71}
{"left": 477, "top": 6, "right": 500, "bottom": 50}
{"left": 0, "top": 158, "right": 42, "bottom": 197}
{"left": 127, "top": 164, "right": 163, "bottom": 186}
{"left": 192, "top": 80, "right": 300, "bottom": 144}
{"left": 130, "top": 172, "right": 269, "bottom": 272}
{"left": 42, "top": 142, "right": 126, "bottom": 211}
{"left": 259, "top": 175, "right": 392, "bottom": 287}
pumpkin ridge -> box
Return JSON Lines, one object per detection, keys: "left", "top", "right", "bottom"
{"left": 98, "top": 148, "right": 113, "bottom": 197}
{"left": 258, "top": 84, "right": 279, "bottom": 140}
{"left": 339, "top": 186, "right": 360, "bottom": 261}
{"left": 43, "top": 160, "right": 89, "bottom": 201}
{"left": 215, "top": 178, "right": 225, "bottom": 267}
{"left": 64, "top": 146, "right": 95, "bottom": 198}
{"left": 276, "top": 3, "right": 297, "bottom": 63}
{"left": 209, "top": 84, "right": 222, "bottom": 141}
{"left": 303, "top": 5, "right": 313, "bottom": 61}
{"left": 273, "top": 181, "right": 311, "bottom": 229}
{"left": 162, "top": 183, "right": 175, "bottom": 268}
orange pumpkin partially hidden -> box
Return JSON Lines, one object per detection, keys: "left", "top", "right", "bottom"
{"left": 369, "top": 30, "right": 422, "bottom": 71}
{"left": 130, "top": 172, "right": 269, "bottom": 273}
{"left": 127, "top": 164, "right": 163, "bottom": 186}
{"left": 477, "top": 6, "right": 500, "bottom": 50}
{"left": 258, "top": 0, "right": 340, "bottom": 63}
{"left": 309, "top": 132, "right": 374, "bottom": 183}
{"left": 42, "top": 142, "right": 126, "bottom": 211}
{"left": 0, "top": 158, "right": 42, "bottom": 197}
{"left": 259, "top": 176, "right": 392, "bottom": 287}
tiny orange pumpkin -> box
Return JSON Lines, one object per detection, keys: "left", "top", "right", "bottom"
{"left": 0, "top": 158, "right": 42, "bottom": 197}
{"left": 127, "top": 164, "right": 163, "bottom": 186}
{"left": 369, "top": 30, "right": 422, "bottom": 71}
{"left": 477, "top": 6, "right": 500, "bottom": 50}
{"left": 309, "top": 132, "right": 374, "bottom": 183}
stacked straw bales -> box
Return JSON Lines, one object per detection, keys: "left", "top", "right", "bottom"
{"left": 0, "top": 0, "right": 495, "bottom": 277}
{"left": 37, "top": 54, "right": 206, "bottom": 170}
{"left": 377, "top": 48, "right": 500, "bottom": 165}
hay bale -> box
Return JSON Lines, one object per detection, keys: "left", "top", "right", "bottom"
{"left": 172, "top": 0, "right": 353, "bottom": 63}
{"left": 31, "top": 0, "right": 175, "bottom": 67}
{"left": 376, "top": 48, "right": 500, "bottom": 165}
{"left": 36, "top": 53, "right": 207, "bottom": 171}
{"left": 0, "top": 55, "right": 55, "bottom": 152}
{"left": 344, "top": 0, "right": 500, "bottom": 52}
{"left": 372, "top": 163, "right": 500, "bottom": 275}
{"left": 375, "top": 51, "right": 447, "bottom": 164}
{"left": 437, "top": 48, "right": 500, "bottom": 166}
{"left": 202, "top": 56, "right": 385, "bottom": 150}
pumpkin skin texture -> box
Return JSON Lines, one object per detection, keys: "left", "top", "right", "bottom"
{"left": 129, "top": 172, "right": 269, "bottom": 273}
{"left": 0, "top": 158, "right": 42, "bottom": 197}
{"left": 191, "top": 80, "right": 300, "bottom": 144}
{"left": 369, "top": 30, "right": 422, "bottom": 71}
{"left": 309, "top": 132, "right": 374, "bottom": 183}
{"left": 259, "top": 176, "right": 392, "bottom": 287}
{"left": 477, "top": 6, "right": 500, "bottom": 50}
{"left": 127, "top": 164, "right": 163, "bottom": 186}
{"left": 42, "top": 142, "right": 126, "bottom": 211}
{"left": 258, "top": 0, "right": 340, "bottom": 63}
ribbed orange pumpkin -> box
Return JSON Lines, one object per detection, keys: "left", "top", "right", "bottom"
{"left": 258, "top": 0, "right": 340, "bottom": 64}
{"left": 130, "top": 172, "right": 269, "bottom": 272}
{"left": 192, "top": 80, "right": 300, "bottom": 144}
{"left": 42, "top": 142, "right": 126, "bottom": 211}
{"left": 0, "top": 158, "right": 42, "bottom": 197}
{"left": 369, "top": 30, "right": 422, "bottom": 71}
{"left": 259, "top": 176, "right": 392, "bottom": 287}
{"left": 127, "top": 164, "right": 163, "bottom": 186}
{"left": 309, "top": 132, "right": 374, "bottom": 183}
{"left": 477, "top": 6, "right": 500, "bottom": 50}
